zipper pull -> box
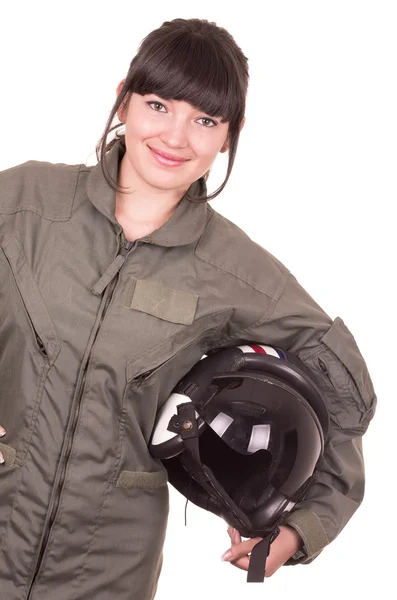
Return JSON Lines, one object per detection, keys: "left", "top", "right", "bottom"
{"left": 91, "top": 240, "right": 136, "bottom": 296}
{"left": 120, "top": 240, "right": 135, "bottom": 256}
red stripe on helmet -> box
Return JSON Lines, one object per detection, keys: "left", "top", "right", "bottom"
{"left": 249, "top": 344, "right": 267, "bottom": 354}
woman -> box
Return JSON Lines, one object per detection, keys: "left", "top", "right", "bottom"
{"left": 0, "top": 17, "right": 376, "bottom": 600}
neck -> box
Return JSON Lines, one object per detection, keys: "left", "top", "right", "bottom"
{"left": 115, "top": 151, "right": 188, "bottom": 228}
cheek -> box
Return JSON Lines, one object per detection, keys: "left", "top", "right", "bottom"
{"left": 126, "top": 116, "right": 158, "bottom": 140}
{"left": 193, "top": 131, "right": 226, "bottom": 158}
{"left": 193, "top": 145, "right": 220, "bottom": 169}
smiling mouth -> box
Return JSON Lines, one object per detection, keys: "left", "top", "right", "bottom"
{"left": 148, "top": 146, "right": 190, "bottom": 167}
{"left": 148, "top": 146, "right": 189, "bottom": 162}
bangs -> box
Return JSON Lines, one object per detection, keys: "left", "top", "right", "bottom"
{"left": 133, "top": 33, "right": 243, "bottom": 123}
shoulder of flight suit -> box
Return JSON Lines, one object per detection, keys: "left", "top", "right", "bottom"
{"left": 196, "top": 205, "right": 290, "bottom": 302}
{"left": 0, "top": 158, "right": 81, "bottom": 222}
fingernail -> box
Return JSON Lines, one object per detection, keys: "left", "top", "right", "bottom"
{"left": 221, "top": 550, "right": 232, "bottom": 561}
{"left": 0, "top": 456, "right": 4, "bottom": 464}
{"left": 0, "top": 427, "right": 6, "bottom": 437}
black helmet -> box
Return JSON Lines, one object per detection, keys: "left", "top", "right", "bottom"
{"left": 149, "top": 344, "right": 329, "bottom": 582}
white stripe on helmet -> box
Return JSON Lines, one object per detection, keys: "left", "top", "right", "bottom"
{"left": 237, "top": 344, "right": 280, "bottom": 358}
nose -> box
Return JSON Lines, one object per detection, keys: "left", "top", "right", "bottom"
{"left": 159, "top": 116, "right": 189, "bottom": 149}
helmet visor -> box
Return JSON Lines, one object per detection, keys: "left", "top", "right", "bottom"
{"left": 197, "top": 373, "right": 323, "bottom": 496}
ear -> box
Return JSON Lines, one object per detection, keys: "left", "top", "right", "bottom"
{"left": 220, "top": 117, "right": 246, "bottom": 153}
{"left": 116, "top": 79, "right": 127, "bottom": 123}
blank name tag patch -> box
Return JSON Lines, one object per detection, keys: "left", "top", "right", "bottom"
{"left": 123, "top": 278, "right": 198, "bottom": 325}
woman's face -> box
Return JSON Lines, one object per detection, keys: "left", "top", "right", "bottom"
{"left": 116, "top": 83, "right": 232, "bottom": 195}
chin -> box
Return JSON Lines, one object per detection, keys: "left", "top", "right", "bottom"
{"left": 143, "top": 168, "right": 192, "bottom": 186}
{"left": 144, "top": 176, "right": 188, "bottom": 192}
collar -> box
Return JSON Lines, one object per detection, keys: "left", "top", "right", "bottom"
{"left": 85, "top": 137, "right": 211, "bottom": 247}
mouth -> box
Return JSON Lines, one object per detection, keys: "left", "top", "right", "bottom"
{"left": 148, "top": 146, "right": 190, "bottom": 167}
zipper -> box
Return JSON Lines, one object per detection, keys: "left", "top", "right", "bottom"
{"left": 318, "top": 357, "right": 335, "bottom": 389}
{"left": 35, "top": 334, "right": 48, "bottom": 358}
{"left": 5, "top": 256, "right": 49, "bottom": 360}
{"left": 128, "top": 327, "right": 210, "bottom": 390}
{"left": 318, "top": 357, "right": 334, "bottom": 385}
{"left": 132, "top": 369, "right": 155, "bottom": 387}
{"left": 26, "top": 236, "right": 136, "bottom": 598}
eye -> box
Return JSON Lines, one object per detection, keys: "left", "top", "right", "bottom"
{"left": 197, "top": 117, "right": 217, "bottom": 128}
{"left": 147, "top": 101, "right": 167, "bottom": 112}
{"left": 146, "top": 99, "right": 217, "bottom": 127}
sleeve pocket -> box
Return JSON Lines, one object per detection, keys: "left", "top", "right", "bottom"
{"left": 299, "top": 317, "right": 377, "bottom": 432}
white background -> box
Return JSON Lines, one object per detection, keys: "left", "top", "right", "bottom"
{"left": 0, "top": 1, "right": 395, "bottom": 598}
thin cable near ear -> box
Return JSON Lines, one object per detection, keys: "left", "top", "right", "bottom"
{"left": 184, "top": 498, "right": 189, "bottom": 527}
{"left": 184, "top": 477, "right": 194, "bottom": 526}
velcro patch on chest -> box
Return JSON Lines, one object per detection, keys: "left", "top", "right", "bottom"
{"left": 123, "top": 278, "right": 198, "bottom": 325}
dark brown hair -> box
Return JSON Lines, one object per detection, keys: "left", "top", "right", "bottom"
{"left": 95, "top": 18, "right": 249, "bottom": 203}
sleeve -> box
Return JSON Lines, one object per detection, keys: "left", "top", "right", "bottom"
{"left": 227, "top": 271, "right": 377, "bottom": 565}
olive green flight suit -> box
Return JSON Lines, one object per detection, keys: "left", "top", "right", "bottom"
{"left": 0, "top": 139, "right": 376, "bottom": 599}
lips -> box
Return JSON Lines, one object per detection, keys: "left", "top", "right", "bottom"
{"left": 149, "top": 146, "right": 189, "bottom": 162}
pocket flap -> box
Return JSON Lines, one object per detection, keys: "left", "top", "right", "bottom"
{"left": 116, "top": 469, "right": 168, "bottom": 489}
{"left": 126, "top": 308, "right": 232, "bottom": 382}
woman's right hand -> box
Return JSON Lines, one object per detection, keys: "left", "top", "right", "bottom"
{"left": 0, "top": 425, "right": 6, "bottom": 463}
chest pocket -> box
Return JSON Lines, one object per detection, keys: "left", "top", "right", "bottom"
{"left": 125, "top": 306, "right": 233, "bottom": 386}
{"left": 119, "top": 273, "right": 233, "bottom": 386}
{"left": 0, "top": 234, "right": 61, "bottom": 463}
{"left": 110, "top": 307, "right": 232, "bottom": 482}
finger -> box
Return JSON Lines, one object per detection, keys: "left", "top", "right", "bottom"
{"left": 233, "top": 529, "right": 242, "bottom": 544}
{"left": 222, "top": 536, "right": 263, "bottom": 562}
{"left": 229, "top": 550, "right": 279, "bottom": 578}
{"left": 230, "top": 555, "right": 276, "bottom": 577}
{"left": 223, "top": 537, "right": 279, "bottom": 577}
{"left": 224, "top": 531, "right": 285, "bottom": 578}
{"left": 227, "top": 526, "right": 242, "bottom": 545}
{"left": 0, "top": 451, "right": 4, "bottom": 464}
{"left": 230, "top": 556, "right": 250, "bottom": 571}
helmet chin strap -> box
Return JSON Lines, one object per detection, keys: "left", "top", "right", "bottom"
{"left": 170, "top": 401, "right": 280, "bottom": 582}
{"left": 247, "top": 531, "right": 278, "bottom": 582}
{"left": 169, "top": 403, "right": 251, "bottom": 529}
